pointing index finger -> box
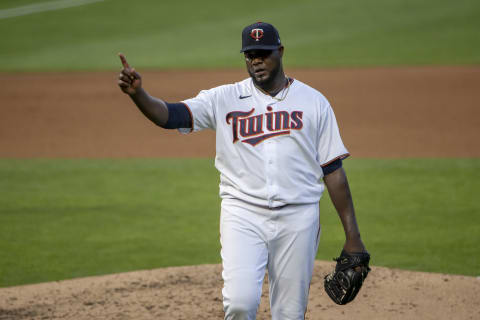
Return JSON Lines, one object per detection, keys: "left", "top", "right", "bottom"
{"left": 118, "top": 53, "right": 130, "bottom": 69}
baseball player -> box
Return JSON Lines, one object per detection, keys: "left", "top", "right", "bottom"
{"left": 118, "top": 22, "right": 368, "bottom": 320}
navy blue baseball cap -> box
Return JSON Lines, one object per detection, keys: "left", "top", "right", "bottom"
{"left": 240, "top": 22, "right": 282, "bottom": 52}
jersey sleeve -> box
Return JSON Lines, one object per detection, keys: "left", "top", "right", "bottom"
{"left": 179, "top": 89, "right": 217, "bottom": 133}
{"left": 317, "top": 102, "right": 350, "bottom": 166}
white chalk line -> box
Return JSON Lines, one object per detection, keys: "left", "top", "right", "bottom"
{"left": 0, "top": 0, "right": 105, "bottom": 20}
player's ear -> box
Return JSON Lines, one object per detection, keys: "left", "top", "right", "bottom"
{"left": 278, "top": 46, "right": 284, "bottom": 58}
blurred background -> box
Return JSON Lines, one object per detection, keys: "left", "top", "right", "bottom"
{"left": 0, "top": 0, "right": 479, "bottom": 288}
{"left": 1, "top": 0, "right": 479, "bottom": 71}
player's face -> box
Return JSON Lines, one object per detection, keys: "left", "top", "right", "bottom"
{"left": 244, "top": 47, "right": 284, "bottom": 88}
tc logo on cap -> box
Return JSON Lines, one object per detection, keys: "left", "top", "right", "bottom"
{"left": 250, "top": 28, "right": 264, "bottom": 41}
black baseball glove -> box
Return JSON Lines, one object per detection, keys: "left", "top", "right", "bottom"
{"left": 324, "top": 250, "right": 371, "bottom": 305}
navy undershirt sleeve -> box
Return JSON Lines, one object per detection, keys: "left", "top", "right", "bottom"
{"left": 322, "top": 159, "right": 343, "bottom": 176}
{"left": 164, "top": 102, "right": 192, "bottom": 129}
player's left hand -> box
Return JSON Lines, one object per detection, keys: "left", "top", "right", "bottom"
{"left": 324, "top": 250, "right": 371, "bottom": 305}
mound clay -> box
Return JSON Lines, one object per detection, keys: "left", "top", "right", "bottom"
{"left": 0, "top": 262, "right": 479, "bottom": 320}
{"left": 0, "top": 67, "right": 479, "bottom": 319}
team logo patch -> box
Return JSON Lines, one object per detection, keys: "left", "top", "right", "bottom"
{"left": 250, "top": 28, "right": 264, "bottom": 41}
{"left": 226, "top": 107, "right": 303, "bottom": 146}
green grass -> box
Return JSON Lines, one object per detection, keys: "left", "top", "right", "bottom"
{"left": 0, "top": 158, "right": 478, "bottom": 287}
{"left": 0, "top": 0, "right": 43, "bottom": 10}
{"left": 0, "top": 0, "right": 479, "bottom": 71}
{"left": 319, "top": 159, "right": 480, "bottom": 275}
{"left": 0, "top": 159, "right": 222, "bottom": 287}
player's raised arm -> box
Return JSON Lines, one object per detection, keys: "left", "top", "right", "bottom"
{"left": 117, "top": 53, "right": 169, "bottom": 127}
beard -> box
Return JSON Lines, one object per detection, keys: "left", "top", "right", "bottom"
{"left": 248, "top": 61, "right": 282, "bottom": 92}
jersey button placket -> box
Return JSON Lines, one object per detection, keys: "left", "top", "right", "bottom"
{"left": 265, "top": 139, "right": 274, "bottom": 207}
{"left": 266, "top": 139, "right": 278, "bottom": 208}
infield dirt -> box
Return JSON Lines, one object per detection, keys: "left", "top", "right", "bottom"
{"left": 1, "top": 66, "right": 479, "bottom": 158}
{"left": 1, "top": 261, "right": 479, "bottom": 320}
{"left": 0, "top": 66, "right": 479, "bottom": 319}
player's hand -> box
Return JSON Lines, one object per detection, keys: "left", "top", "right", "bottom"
{"left": 343, "top": 238, "right": 368, "bottom": 272}
{"left": 117, "top": 53, "right": 142, "bottom": 95}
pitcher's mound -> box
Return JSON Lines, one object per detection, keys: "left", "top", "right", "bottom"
{"left": 1, "top": 261, "right": 479, "bottom": 320}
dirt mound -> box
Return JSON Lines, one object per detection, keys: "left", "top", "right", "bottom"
{"left": 1, "top": 261, "right": 479, "bottom": 320}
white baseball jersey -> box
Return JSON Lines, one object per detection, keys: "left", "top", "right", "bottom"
{"left": 181, "top": 77, "right": 349, "bottom": 208}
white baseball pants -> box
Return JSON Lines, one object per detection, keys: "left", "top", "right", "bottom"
{"left": 220, "top": 198, "right": 320, "bottom": 320}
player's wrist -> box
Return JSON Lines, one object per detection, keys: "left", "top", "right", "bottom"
{"left": 345, "top": 229, "right": 361, "bottom": 240}
{"left": 343, "top": 236, "right": 366, "bottom": 253}
{"left": 127, "top": 86, "right": 142, "bottom": 96}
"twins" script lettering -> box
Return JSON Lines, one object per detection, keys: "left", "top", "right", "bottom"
{"left": 226, "top": 106, "right": 303, "bottom": 146}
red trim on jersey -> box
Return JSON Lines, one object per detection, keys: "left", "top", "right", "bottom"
{"left": 320, "top": 153, "right": 350, "bottom": 167}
